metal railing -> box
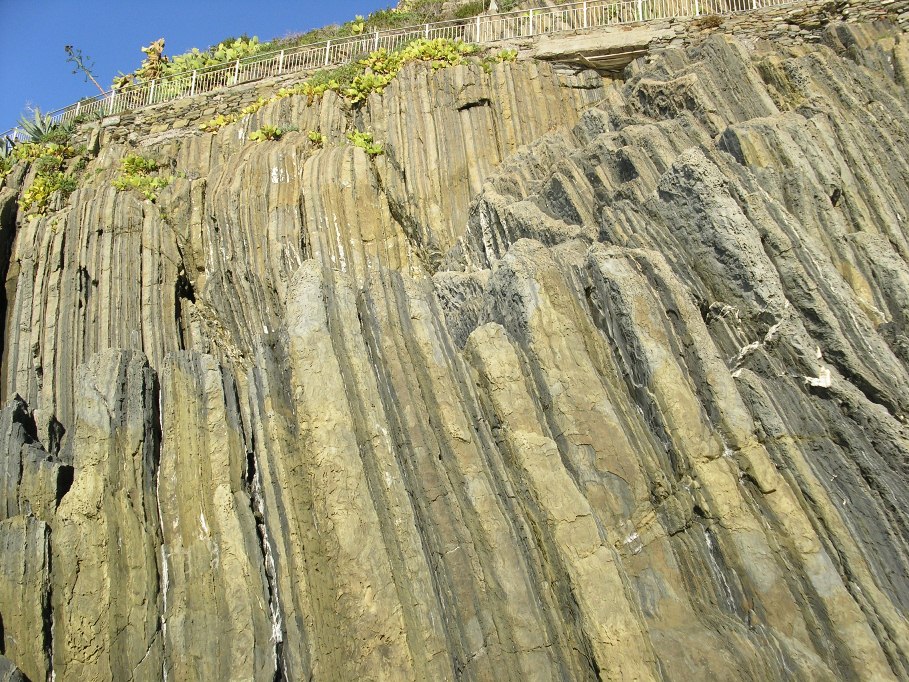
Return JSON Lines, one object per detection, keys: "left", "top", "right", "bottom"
{"left": 1, "top": 0, "right": 792, "bottom": 142}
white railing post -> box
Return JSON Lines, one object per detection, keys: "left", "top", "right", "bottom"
{"left": 529, "top": 8, "right": 534, "bottom": 34}
{"left": 234, "top": 59, "right": 241, "bottom": 84}
{"left": 278, "top": 50, "right": 285, "bottom": 73}
{"left": 476, "top": 15, "right": 482, "bottom": 42}
{"left": 694, "top": 0, "right": 699, "bottom": 14}
{"left": 190, "top": 70, "right": 197, "bottom": 97}
{"left": 583, "top": 0, "right": 588, "bottom": 27}
{"left": 107, "top": 93, "right": 115, "bottom": 116}
{"left": 424, "top": 23, "right": 430, "bottom": 38}
{"left": 324, "top": 40, "right": 331, "bottom": 66}
{"left": 636, "top": 0, "right": 643, "bottom": 20}
{"left": 374, "top": 32, "right": 380, "bottom": 51}
{"left": 75, "top": 101, "right": 82, "bottom": 117}
{"left": 148, "top": 80, "right": 156, "bottom": 106}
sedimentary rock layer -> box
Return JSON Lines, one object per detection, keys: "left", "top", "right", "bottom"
{"left": 0, "top": 16, "right": 907, "bottom": 682}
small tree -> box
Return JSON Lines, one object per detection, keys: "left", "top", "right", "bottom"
{"left": 65, "top": 45, "right": 106, "bottom": 95}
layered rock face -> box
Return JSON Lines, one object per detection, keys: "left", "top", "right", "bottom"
{"left": 1, "top": 17, "right": 908, "bottom": 682}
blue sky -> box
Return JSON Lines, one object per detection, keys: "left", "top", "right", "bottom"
{"left": 0, "top": 0, "right": 390, "bottom": 134}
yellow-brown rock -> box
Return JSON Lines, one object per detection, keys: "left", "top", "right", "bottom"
{"left": 0, "top": 16, "right": 908, "bottom": 682}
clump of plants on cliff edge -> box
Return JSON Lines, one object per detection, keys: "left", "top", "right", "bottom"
{"left": 112, "top": 153, "right": 173, "bottom": 201}
{"left": 268, "top": 1, "right": 487, "bottom": 52}
{"left": 15, "top": 141, "right": 84, "bottom": 216}
{"left": 198, "top": 96, "right": 275, "bottom": 132}
{"left": 346, "top": 38, "right": 476, "bottom": 102}
{"left": 481, "top": 48, "right": 518, "bottom": 72}
{"left": 6, "top": 109, "right": 94, "bottom": 216}
{"left": 113, "top": 36, "right": 266, "bottom": 89}
{"left": 0, "top": 146, "right": 13, "bottom": 183}
{"left": 199, "top": 38, "right": 478, "bottom": 134}
{"left": 18, "top": 109, "right": 76, "bottom": 145}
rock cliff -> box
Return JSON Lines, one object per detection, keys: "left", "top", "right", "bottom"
{"left": 0, "top": 12, "right": 908, "bottom": 682}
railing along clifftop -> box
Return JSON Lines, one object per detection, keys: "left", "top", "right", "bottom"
{"left": 2, "top": 0, "right": 790, "bottom": 142}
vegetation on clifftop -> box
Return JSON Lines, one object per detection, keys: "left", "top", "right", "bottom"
{"left": 113, "top": 1, "right": 505, "bottom": 91}
{"left": 198, "top": 38, "right": 504, "bottom": 135}
{"left": 8, "top": 118, "right": 91, "bottom": 217}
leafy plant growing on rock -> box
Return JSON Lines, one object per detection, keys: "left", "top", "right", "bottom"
{"left": 249, "top": 125, "right": 284, "bottom": 142}
{"left": 120, "top": 154, "right": 159, "bottom": 175}
{"left": 15, "top": 141, "right": 82, "bottom": 216}
{"left": 20, "top": 172, "right": 79, "bottom": 215}
{"left": 308, "top": 130, "right": 326, "bottom": 147}
{"left": 455, "top": 0, "right": 487, "bottom": 18}
{"left": 481, "top": 48, "right": 518, "bottom": 72}
{"left": 112, "top": 153, "right": 172, "bottom": 201}
{"left": 202, "top": 39, "right": 477, "bottom": 134}
{"left": 346, "top": 131, "right": 383, "bottom": 157}
{"left": 346, "top": 39, "right": 476, "bottom": 103}
{"left": 199, "top": 97, "right": 271, "bottom": 133}
{"left": 0, "top": 149, "right": 12, "bottom": 183}
{"left": 18, "top": 109, "right": 74, "bottom": 145}
{"left": 199, "top": 114, "right": 236, "bottom": 132}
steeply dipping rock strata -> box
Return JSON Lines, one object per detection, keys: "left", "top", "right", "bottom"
{"left": 0, "top": 15, "right": 908, "bottom": 681}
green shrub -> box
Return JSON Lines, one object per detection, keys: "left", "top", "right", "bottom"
{"left": 481, "top": 48, "right": 518, "bottom": 72}
{"left": 112, "top": 153, "right": 172, "bottom": 201}
{"left": 345, "top": 39, "right": 475, "bottom": 103}
{"left": 13, "top": 142, "right": 75, "bottom": 163}
{"left": 19, "top": 172, "right": 78, "bottom": 215}
{"left": 240, "top": 97, "right": 269, "bottom": 117}
{"left": 200, "top": 114, "right": 236, "bottom": 132}
{"left": 249, "top": 125, "right": 284, "bottom": 142}
{"left": 346, "top": 131, "right": 383, "bottom": 157}
{"left": 34, "top": 155, "right": 64, "bottom": 175}
{"left": 0, "top": 153, "right": 14, "bottom": 183}
{"left": 12, "top": 138, "right": 86, "bottom": 215}
{"left": 120, "top": 154, "right": 158, "bottom": 175}
{"left": 112, "top": 174, "right": 172, "bottom": 201}
{"left": 308, "top": 130, "right": 326, "bottom": 146}
{"left": 454, "top": 0, "right": 486, "bottom": 18}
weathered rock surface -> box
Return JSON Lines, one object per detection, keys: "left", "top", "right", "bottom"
{"left": 0, "top": 13, "right": 908, "bottom": 682}
{"left": 0, "top": 656, "right": 27, "bottom": 682}
{"left": 51, "top": 350, "right": 163, "bottom": 681}
{"left": 0, "top": 396, "right": 71, "bottom": 523}
{"left": 157, "top": 352, "right": 275, "bottom": 681}
{"left": 0, "top": 515, "right": 50, "bottom": 682}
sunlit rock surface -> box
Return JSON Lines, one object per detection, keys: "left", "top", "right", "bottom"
{"left": 0, "top": 19, "right": 908, "bottom": 681}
